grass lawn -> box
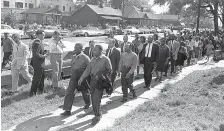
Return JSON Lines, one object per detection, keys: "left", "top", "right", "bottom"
{"left": 104, "top": 67, "right": 224, "bottom": 131}
{"left": 1, "top": 78, "right": 86, "bottom": 131}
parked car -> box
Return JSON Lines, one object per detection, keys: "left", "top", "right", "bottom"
{"left": 105, "top": 26, "right": 123, "bottom": 36}
{"left": 138, "top": 27, "right": 152, "bottom": 34}
{"left": 1, "top": 24, "right": 24, "bottom": 39}
{"left": 72, "top": 27, "right": 105, "bottom": 37}
{"left": 41, "top": 26, "right": 69, "bottom": 38}
{"left": 123, "top": 26, "right": 140, "bottom": 34}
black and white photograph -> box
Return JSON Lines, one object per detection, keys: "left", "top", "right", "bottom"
{"left": 1, "top": 0, "right": 224, "bottom": 130}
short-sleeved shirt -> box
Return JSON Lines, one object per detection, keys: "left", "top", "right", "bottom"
{"left": 82, "top": 55, "right": 112, "bottom": 77}
{"left": 71, "top": 52, "right": 90, "bottom": 71}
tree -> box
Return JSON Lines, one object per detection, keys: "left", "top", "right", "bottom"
{"left": 154, "top": 0, "right": 221, "bottom": 34}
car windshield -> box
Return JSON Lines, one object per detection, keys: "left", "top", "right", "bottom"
{"left": 126, "top": 27, "right": 132, "bottom": 29}
{"left": 82, "top": 27, "right": 89, "bottom": 30}
{"left": 89, "top": 27, "right": 98, "bottom": 30}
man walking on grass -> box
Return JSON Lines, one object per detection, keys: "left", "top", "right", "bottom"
{"left": 11, "top": 34, "right": 32, "bottom": 94}
{"left": 61, "top": 43, "right": 91, "bottom": 116}
{"left": 78, "top": 45, "right": 112, "bottom": 125}
{"left": 118, "top": 43, "right": 137, "bottom": 102}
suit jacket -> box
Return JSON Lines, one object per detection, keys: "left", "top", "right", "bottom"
{"left": 139, "top": 42, "right": 159, "bottom": 64}
{"left": 12, "top": 42, "right": 29, "bottom": 68}
{"left": 120, "top": 41, "right": 132, "bottom": 53}
{"left": 167, "top": 40, "right": 180, "bottom": 60}
{"left": 105, "top": 47, "right": 120, "bottom": 73}
{"left": 98, "top": 71, "right": 113, "bottom": 95}
{"left": 84, "top": 47, "right": 93, "bottom": 59}
{"left": 31, "top": 39, "right": 45, "bottom": 68}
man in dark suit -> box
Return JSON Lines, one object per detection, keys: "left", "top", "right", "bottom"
{"left": 84, "top": 40, "right": 95, "bottom": 59}
{"left": 30, "top": 30, "right": 48, "bottom": 96}
{"left": 139, "top": 36, "right": 159, "bottom": 89}
{"left": 120, "top": 35, "right": 132, "bottom": 53}
{"left": 106, "top": 38, "right": 121, "bottom": 86}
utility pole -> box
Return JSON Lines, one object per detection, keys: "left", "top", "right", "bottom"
{"left": 122, "top": 0, "right": 125, "bottom": 29}
{"left": 196, "top": 0, "right": 201, "bottom": 33}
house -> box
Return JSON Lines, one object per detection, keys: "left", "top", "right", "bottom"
{"left": 146, "top": 13, "right": 181, "bottom": 26}
{"left": 21, "top": 7, "right": 62, "bottom": 24}
{"left": 1, "top": 0, "right": 38, "bottom": 21}
{"left": 123, "top": 5, "right": 149, "bottom": 25}
{"left": 69, "top": 4, "right": 122, "bottom": 27}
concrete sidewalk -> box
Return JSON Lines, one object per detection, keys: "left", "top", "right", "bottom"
{"left": 6, "top": 60, "right": 224, "bottom": 131}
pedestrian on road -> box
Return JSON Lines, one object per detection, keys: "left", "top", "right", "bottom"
{"left": 84, "top": 40, "right": 95, "bottom": 59}
{"left": 139, "top": 36, "right": 159, "bottom": 89}
{"left": 155, "top": 38, "right": 170, "bottom": 82}
{"left": 120, "top": 35, "right": 132, "bottom": 53}
{"left": 132, "top": 33, "right": 141, "bottom": 78}
{"left": 49, "top": 31, "right": 65, "bottom": 88}
{"left": 61, "top": 43, "right": 91, "bottom": 116}
{"left": 106, "top": 38, "right": 121, "bottom": 87}
{"left": 78, "top": 45, "right": 112, "bottom": 125}
{"left": 167, "top": 34, "right": 180, "bottom": 76}
{"left": 118, "top": 43, "right": 137, "bottom": 102}
{"left": 30, "top": 30, "right": 48, "bottom": 96}
{"left": 1, "top": 32, "right": 13, "bottom": 70}
{"left": 11, "top": 34, "right": 32, "bottom": 94}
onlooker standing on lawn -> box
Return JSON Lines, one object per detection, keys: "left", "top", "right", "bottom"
{"left": 78, "top": 45, "right": 112, "bottom": 125}
{"left": 155, "top": 38, "right": 170, "bottom": 82}
{"left": 30, "top": 30, "right": 49, "bottom": 96}
{"left": 194, "top": 36, "right": 200, "bottom": 62}
{"left": 106, "top": 39, "right": 120, "bottom": 87}
{"left": 118, "top": 43, "right": 137, "bottom": 102}
{"left": 61, "top": 43, "right": 91, "bottom": 116}
{"left": 49, "top": 31, "right": 65, "bottom": 88}
{"left": 1, "top": 32, "right": 13, "bottom": 69}
{"left": 11, "top": 34, "right": 32, "bottom": 94}
{"left": 176, "top": 37, "right": 188, "bottom": 71}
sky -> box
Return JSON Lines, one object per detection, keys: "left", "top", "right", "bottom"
{"left": 148, "top": 0, "right": 169, "bottom": 14}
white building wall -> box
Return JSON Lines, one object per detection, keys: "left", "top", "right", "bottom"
{"left": 39, "top": 0, "right": 74, "bottom": 12}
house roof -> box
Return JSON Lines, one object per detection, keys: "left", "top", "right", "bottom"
{"left": 146, "top": 13, "right": 179, "bottom": 21}
{"left": 86, "top": 4, "right": 122, "bottom": 17}
{"left": 21, "top": 7, "right": 61, "bottom": 14}
{"left": 124, "top": 5, "right": 147, "bottom": 19}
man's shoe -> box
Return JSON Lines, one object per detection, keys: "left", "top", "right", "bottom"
{"left": 83, "top": 104, "right": 90, "bottom": 109}
{"left": 121, "top": 98, "right": 128, "bottom": 102}
{"left": 60, "top": 111, "right": 71, "bottom": 116}
{"left": 132, "top": 91, "right": 137, "bottom": 99}
{"left": 91, "top": 116, "right": 101, "bottom": 125}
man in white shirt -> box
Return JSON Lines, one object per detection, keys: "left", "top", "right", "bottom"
{"left": 49, "top": 31, "right": 65, "bottom": 88}
{"left": 11, "top": 34, "right": 32, "bottom": 93}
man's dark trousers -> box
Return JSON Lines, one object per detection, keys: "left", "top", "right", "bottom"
{"left": 2, "top": 52, "right": 12, "bottom": 68}
{"left": 30, "top": 65, "right": 44, "bottom": 94}
{"left": 121, "top": 66, "right": 134, "bottom": 98}
{"left": 90, "top": 76, "right": 103, "bottom": 117}
{"left": 143, "top": 58, "right": 154, "bottom": 87}
{"left": 170, "top": 55, "right": 176, "bottom": 73}
{"left": 63, "top": 69, "right": 90, "bottom": 111}
{"left": 111, "top": 72, "right": 117, "bottom": 85}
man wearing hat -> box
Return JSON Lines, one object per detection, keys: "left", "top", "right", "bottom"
{"left": 2, "top": 32, "right": 14, "bottom": 69}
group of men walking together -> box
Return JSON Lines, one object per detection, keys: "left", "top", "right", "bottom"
{"left": 2, "top": 29, "right": 207, "bottom": 126}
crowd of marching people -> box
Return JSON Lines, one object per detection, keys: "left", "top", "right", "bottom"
{"left": 1, "top": 28, "right": 224, "bottom": 125}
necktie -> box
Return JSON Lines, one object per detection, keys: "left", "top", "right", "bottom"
{"left": 108, "top": 49, "right": 111, "bottom": 57}
{"left": 147, "top": 43, "right": 151, "bottom": 57}
{"left": 90, "top": 49, "right": 92, "bottom": 57}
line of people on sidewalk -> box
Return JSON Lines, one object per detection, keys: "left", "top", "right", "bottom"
{"left": 2, "top": 29, "right": 222, "bottom": 126}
